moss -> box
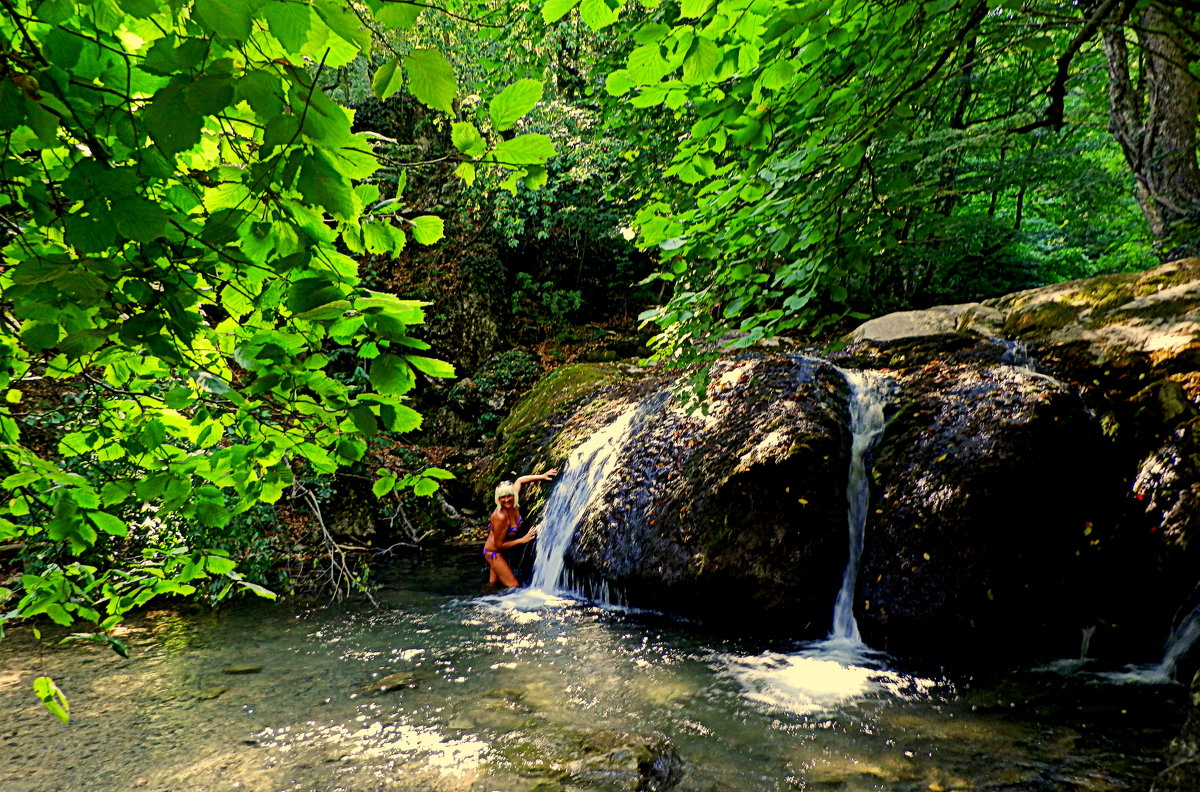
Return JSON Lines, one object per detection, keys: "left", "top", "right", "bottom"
{"left": 1004, "top": 300, "right": 1082, "bottom": 337}
{"left": 498, "top": 363, "right": 623, "bottom": 440}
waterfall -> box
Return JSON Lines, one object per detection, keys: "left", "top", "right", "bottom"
{"left": 1156, "top": 605, "right": 1200, "bottom": 679}
{"left": 829, "top": 370, "right": 892, "bottom": 643}
{"left": 527, "top": 403, "right": 642, "bottom": 593}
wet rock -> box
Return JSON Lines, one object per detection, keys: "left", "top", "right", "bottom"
{"left": 1152, "top": 669, "right": 1200, "bottom": 792}
{"left": 482, "top": 686, "right": 535, "bottom": 712}
{"left": 561, "top": 730, "right": 683, "bottom": 792}
{"left": 361, "top": 671, "right": 427, "bottom": 693}
{"left": 563, "top": 354, "right": 851, "bottom": 630}
{"left": 833, "top": 336, "right": 1111, "bottom": 661}
{"left": 221, "top": 665, "right": 263, "bottom": 675}
{"left": 196, "top": 686, "right": 228, "bottom": 700}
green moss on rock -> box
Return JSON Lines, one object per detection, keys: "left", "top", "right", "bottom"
{"left": 499, "top": 364, "right": 624, "bottom": 441}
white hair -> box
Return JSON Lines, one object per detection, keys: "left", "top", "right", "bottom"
{"left": 494, "top": 481, "right": 517, "bottom": 509}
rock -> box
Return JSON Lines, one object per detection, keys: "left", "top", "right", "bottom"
{"left": 361, "top": 671, "right": 427, "bottom": 694}
{"left": 564, "top": 354, "right": 852, "bottom": 630}
{"left": 847, "top": 302, "right": 1003, "bottom": 342}
{"left": 196, "top": 686, "right": 228, "bottom": 700}
{"left": 561, "top": 731, "right": 683, "bottom": 792}
{"left": 1152, "top": 669, "right": 1200, "bottom": 792}
{"left": 221, "top": 665, "right": 263, "bottom": 675}
{"left": 833, "top": 336, "right": 1111, "bottom": 661}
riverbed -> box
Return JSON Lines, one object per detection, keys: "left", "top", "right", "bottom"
{"left": 0, "top": 549, "right": 1185, "bottom": 792}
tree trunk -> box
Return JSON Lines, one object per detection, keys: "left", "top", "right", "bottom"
{"left": 1099, "top": 2, "right": 1200, "bottom": 258}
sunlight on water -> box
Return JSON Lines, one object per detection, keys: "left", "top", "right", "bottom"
{"left": 0, "top": 573, "right": 1182, "bottom": 792}
{"left": 721, "top": 641, "right": 944, "bottom": 717}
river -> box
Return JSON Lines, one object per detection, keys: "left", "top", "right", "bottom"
{"left": 0, "top": 548, "right": 1184, "bottom": 792}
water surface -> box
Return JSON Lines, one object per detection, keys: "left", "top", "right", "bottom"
{"left": 0, "top": 552, "right": 1183, "bottom": 792}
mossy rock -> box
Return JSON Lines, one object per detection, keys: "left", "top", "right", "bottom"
{"left": 482, "top": 363, "right": 653, "bottom": 513}
{"left": 498, "top": 364, "right": 626, "bottom": 440}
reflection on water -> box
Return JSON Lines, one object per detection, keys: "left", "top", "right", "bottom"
{"left": 0, "top": 567, "right": 1185, "bottom": 792}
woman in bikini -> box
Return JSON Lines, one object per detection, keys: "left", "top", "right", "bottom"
{"left": 483, "top": 469, "right": 557, "bottom": 588}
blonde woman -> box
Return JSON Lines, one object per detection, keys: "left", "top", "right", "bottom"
{"left": 483, "top": 469, "right": 557, "bottom": 587}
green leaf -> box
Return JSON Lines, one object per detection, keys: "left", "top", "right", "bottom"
{"left": 20, "top": 321, "right": 60, "bottom": 351}
{"left": 405, "top": 355, "right": 455, "bottom": 378}
{"left": 193, "top": 0, "right": 252, "bottom": 40}
{"left": 237, "top": 581, "right": 277, "bottom": 599}
{"left": 372, "top": 475, "right": 395, "bottom": 497}
{"left": 410, "top": 216, "right": 444, "bottom": 245}
{"left": 204, "top": 555, "right": 237, "bottom": 575}
{"left": 490, "top": 134, "right": 556, "bottom": 165}
{"left": 185, "top": 75, "right": 234, "bottom": 115}
{"left": 542, "top": 0, "right": 580, "bottom": 23}
{"left": 59, "top": 633, "right": 129, "bottom": 657}
{"left": 145, "top": 84, "right": 203, "bottom": 157}
{"left": 378, "top": 403, "right": 422, "bottom": 432}
{"left": 298, "top": 149, "right": 357, "bottom": 220}
{"left": 455, "top": 162, "right": 476, "bottom": 186}
{"left": 375, "top": 2, "right": 422, "bottom": 27}
{"left": 372, "top": 57, "right": 404, "bottom": 101}
{"left": 33, "top": 677, "right": 70, "bottom": 723}
{"left": 451, "top": 122, "right": 486, "bottom": 157}
{"left": 294, "top": 299, "right": 352, "bottom": 321}
{"left": 682, "top": 36, "right": 720, "bottom": 84}
{"left": 679, "top": 0, "right": 714, "bottom": 18}
{"left": 264, "top": 1, "right": 312, "bottom": 51}
{"left": 579, "top": 0, "right": 619, "bottom": 31}
{"left": 369, "top": 354, "right": 415, "bottom": 396}
{"left": 287, "top": 276, "right": 345, "bottom": 314}
{"left": 605, "top": 70, "right": 637, "bottom": 96}
{"left": 88, "top": 512, "right": 128, "bottom": 537}
{"left": 490, "top": 80, "right": 544, "bottom": 132}
{"left": 350, "top": 404, "right": 379, "bottom": 436}
{"left": 404, "top": 50, "right": 457, "bottom": 114}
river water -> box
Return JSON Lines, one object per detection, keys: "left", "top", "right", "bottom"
{"left": 0, "top": 549, "right": 1184, "bottom": 792}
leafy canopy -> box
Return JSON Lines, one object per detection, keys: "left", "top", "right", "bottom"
{"left": 545, "top": 0, "right": 1161, "bottom": 373}
{"left": 0, "top": 0, "right": 552, "bottom": 644}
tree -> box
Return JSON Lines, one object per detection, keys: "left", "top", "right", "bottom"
{"left": 0, "top": 0, "right": 554, "bottom": 654}
{"left": 543, "top": 0, "right": 1197, "bottom": 372}
{"left": 1091, "top": 1, "right": 1200, "bottom": 257}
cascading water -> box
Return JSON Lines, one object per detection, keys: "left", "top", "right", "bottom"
{"left": 526, "top": 402, "right": 643, "bottom": 594}
{"left": 829, "top": 369, "right": 892, "bottom": 644}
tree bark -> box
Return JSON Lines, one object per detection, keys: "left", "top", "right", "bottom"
{"left": 1098, "top": 2, "right": 1200, "bottom": 258}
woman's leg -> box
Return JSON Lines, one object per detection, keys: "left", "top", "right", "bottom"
{"left": 485, "top": 552, "right": 519, "bottom": 587}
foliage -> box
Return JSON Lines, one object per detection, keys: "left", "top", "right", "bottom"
{"left": 544, "top": 0, "right": 1181, "bottom": 381}
{"left": 0, "top": 0, "right": 556, "bottom": 649}
{"left": 448, "top": 349, "right": 544, "bottom": 437}
{"left": 32, "top": 675, "right": 68, "bottom": 723}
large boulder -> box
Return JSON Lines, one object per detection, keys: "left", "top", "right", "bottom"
{"left": 487, "top": 259, "right": 1200, "bottom": 665}
{"left": 831, "top": 336, "right": 1115, "bottom": 661}
{"left": 555, "top": 354, "right": 852, "bottom": 630}
{"left": 846, "top": 258, "right": 1200, "bottom": 663}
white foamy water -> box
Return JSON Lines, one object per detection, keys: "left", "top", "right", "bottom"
{"left": 527, "top": 402, "right": 643, "bottom": 593}
{"left": 721, "top": 641, "right": 942, "bottom": 716}
{"left": 830, "top": 369, "right": 891, "bottom": 643}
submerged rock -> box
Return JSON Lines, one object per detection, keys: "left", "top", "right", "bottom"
{"left": 501, "top": 728, "right": 683, "bottom": 792}
{"left": 361, "top": 670, "right": 427, "bottom": 694}
{"left": 221, "top": 665, "right": 263, "bottom": 675}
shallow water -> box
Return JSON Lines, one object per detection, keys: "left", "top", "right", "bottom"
{"left": 0, "top": 552, "right": 1185, "bottom": 792}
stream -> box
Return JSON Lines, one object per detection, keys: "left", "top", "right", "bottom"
{"left": 0, "top": 549, "right": 1184, "bottom": 792}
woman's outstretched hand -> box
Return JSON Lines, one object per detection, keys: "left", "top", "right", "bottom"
{"left": 522, "top": 525, "right": 541, "bottom": 544}
{"left": 541, "top": 468, "right": 558, "bottom": 481}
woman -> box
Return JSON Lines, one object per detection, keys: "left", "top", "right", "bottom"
{"left": 483, "top": 469, "right": 557, "bottom": 588}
